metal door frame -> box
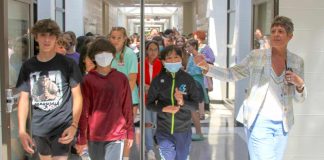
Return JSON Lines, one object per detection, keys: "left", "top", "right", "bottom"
{"left": 139, "top": 1, "right": 145, "bottom": 159}
{"left": 0, "top": 0, "right": 10, "bottom": 158}
{"left": 0, "top": 0, "right": 34, "bottom": 159}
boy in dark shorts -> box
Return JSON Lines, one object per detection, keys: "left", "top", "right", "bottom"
{"left": 16, "top": 19, "right": 83, "bottom": 160}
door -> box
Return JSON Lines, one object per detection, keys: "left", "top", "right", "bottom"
{"left": 1, "top": 0, "right": 33, "bottom": 159}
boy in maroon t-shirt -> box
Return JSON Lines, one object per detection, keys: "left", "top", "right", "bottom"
{"left": 75, "top": 38, "right": 134, "bottom": 160}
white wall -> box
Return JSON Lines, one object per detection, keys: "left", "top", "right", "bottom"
{"left": 207, "top": 0, "right": 228, "bottom": 101}
{"left": 37, "top": 0, "right": 88, "bottom": 36}
{"left": 108, "top": 4, "right": 118, "bottom": 31}
{"left": 171, "top": 10, "right": 179, "bottom": 29}
{"left": 207, "top": 0, "right": 251, "bottom": 106}
{"left": 279, "top": 1, "right": 324, "bottom": 159}
{"left": 170, "top": 15, "right": 175, "bottom": 29}
{"left": 128, "top": 19, "right": 135, "bottom": 35}
{"left": 117, "top": 9, "right": 126, "bottom": 27}
{"left": 164, "top": 21, "right": 168, "bottom": 31}
{"left": 65, "top": 0, "right": 84, "bottom": 37}
{"left": 182, "top": 2, "right": 194, "bottom": 35}
{"left": 83, "top": 0, "right": 103, "bottom": 34}
{"left": 194, "top": 0, "right": 208, "bottom": 31}
{"left": 37, "top": 0, "right": 55, "bottom": 20}
{"left": 207, "top": 2, "right": 251, "bottom": 159}
{"left": 177, "top": 6, "right": 184, "bottom": 34}
{"left": 233, "top": 0, "right": 252, "bottom": 118}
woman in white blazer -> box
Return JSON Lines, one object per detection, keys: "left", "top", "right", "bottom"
{"left": 195, "top": 16, "right": 306, "bottom": 160}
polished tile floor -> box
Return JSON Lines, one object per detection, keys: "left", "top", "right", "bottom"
{"left": 130, "top": 103, "right": 249, "bottom": 160}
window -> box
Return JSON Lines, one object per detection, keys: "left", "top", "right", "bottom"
{"left": 252, "top": 0, "right": 279, "bottom": 49}
{"left": 55, "top": 0, "right": 65, "bottom": 31}
{"left": 226, "top": 0, "right": 236, "bottom": 99}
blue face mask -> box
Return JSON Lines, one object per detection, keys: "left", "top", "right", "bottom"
{"left": 164, "top": 62, "right": 182, "bottom": 73}
{"left": 159, "top": 45, "right": 164, "bottom": 52}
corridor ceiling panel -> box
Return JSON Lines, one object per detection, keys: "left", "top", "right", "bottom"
{"left": 119, "top": 7, "right": 178, "bottom": 16}
{"left": 108, "top": 0, "right": 194, "bottom": 6}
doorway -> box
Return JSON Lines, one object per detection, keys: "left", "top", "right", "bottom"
{"left": 0, "top": 0, "right": 33, "bottom": 159}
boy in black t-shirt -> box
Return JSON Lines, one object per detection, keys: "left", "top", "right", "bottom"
{"left": 16, "top": 19, "right": 83, "bottom": 160}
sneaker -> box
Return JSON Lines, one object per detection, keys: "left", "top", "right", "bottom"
{"left": 134, "top": 121, "right": 140, "bottom": 127}
{"left": 147, "top": 150, "right": 156, "bottom": 160}
{"left": 191, "top": 134, "right": 205, "bottom": 141}
{"left": 81, "top": 148, "right": 91, "bottom": 160}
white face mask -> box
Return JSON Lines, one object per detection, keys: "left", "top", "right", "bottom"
{"left": 95, "top": 52, "right": 114, "bottom": 67}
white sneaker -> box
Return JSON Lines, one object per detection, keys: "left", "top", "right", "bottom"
{"left": 147, "top": 150, "right": 156, "bottom": 160}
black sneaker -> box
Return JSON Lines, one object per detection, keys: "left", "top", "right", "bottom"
{"left": 134, "top": 121, "right": 140, "bottom": 127}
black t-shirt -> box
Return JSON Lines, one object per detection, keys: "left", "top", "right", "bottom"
{"left": 16, "top": 53, "right": 82, "bottom": 136}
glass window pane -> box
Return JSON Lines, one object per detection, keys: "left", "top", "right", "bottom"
{"left": 55, "top": 11, "right": 64, "bottom": 31}
{"left": 8, "top": 1, "right": 30, "bottom": 88}
{"left": 56, "top": 0, "right": 64, "bottom": 8}
{"left": 230, "top": 0, "right": 236, "bottom": 10}
{"left": 228, "top": 12, "right": 235, "bottom": 45}
{"left": 7, "top": 2, "right": 31, "bottom": 160}
{"left": 254, "top": 2, "right": 273, "bottom": 36}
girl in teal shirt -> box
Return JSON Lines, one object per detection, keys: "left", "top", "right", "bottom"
{"left": 109, "top": 26, "right": 138, "bottom": 159}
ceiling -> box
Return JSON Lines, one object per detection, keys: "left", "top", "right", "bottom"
{"left": 106, "top": 0, "right": 194, "bottom": 32}
{"left": 122, "top": 6, "right": 177, "bottom": 28}
{"left": 107, "top": 0, "right": 194, "bottom": 7}
{"left": 119, "top": 7, "right": 178, "bottom": 16}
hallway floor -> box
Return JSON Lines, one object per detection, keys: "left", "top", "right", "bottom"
{"left": 130, "top": 103, "right": 250, "bottom": 160}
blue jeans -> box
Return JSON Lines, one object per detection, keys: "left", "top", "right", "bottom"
{"left": 156, "top": 130, "right": 191, "bottom": 160}
{"left": 145, "top": 107, "right": 156, "bottom": 150}
{"left": 247, "top": 115, "right": 288, "bottom": 160}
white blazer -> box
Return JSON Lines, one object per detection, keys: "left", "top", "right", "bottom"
{"left": 205, "top": 49, "right": 307, "bottom": 132}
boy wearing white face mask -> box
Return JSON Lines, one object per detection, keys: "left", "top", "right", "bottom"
{"left": 147, "top": 45, "right": 200, "bottom": 160}
{"left": 75, "top": 38, "right": 134, "bottom": 160}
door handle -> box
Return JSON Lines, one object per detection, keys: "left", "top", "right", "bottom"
{"left": 6, "top": 89, "right": 19, "bottom": 113}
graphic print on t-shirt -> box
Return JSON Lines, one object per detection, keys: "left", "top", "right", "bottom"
{"left": 30, "top": 70, "right": 63, "bottom": 111}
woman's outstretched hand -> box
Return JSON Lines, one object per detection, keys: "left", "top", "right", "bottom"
{"left": 194, "top": 54, "right": 209, "bottom": 71}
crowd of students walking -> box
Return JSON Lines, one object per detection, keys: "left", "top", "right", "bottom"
{"left": 16, "top": 18, "right": 215, "bottom": 160}
{"left": 15, "top": 16, "right": 306, "bottom": 160}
